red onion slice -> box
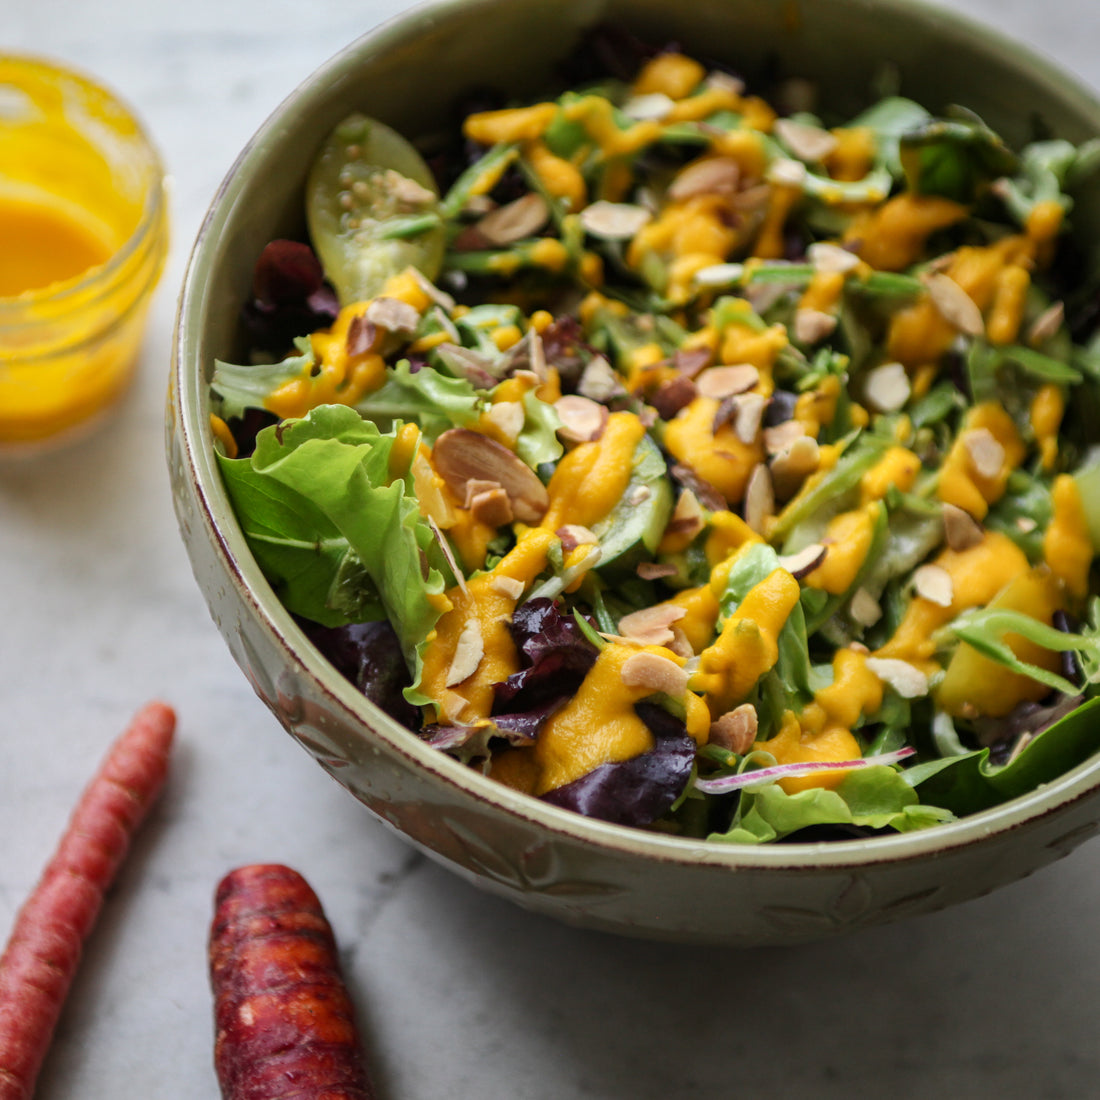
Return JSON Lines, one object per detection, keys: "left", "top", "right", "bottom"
{"left": 694, "top": 746, "right": 916, "bottom": 794}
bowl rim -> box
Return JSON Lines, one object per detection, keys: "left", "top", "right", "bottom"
{"left": 173, "top": 0, "right": 1100, "bottom": 874}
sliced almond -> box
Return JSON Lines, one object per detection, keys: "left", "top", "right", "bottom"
{"left": 807, "top": 241, "right": 861, "bottom": 274}
{"left": 863, "top": 361, "right": 911, "bottom": 413}
{"left": 963, "top": 427, "right": 1005, "bottom": 480}
{"left": 695, "top": 363, "right": 760, "bottom": 400}
{"left": 365, "top": 296, "right": 421, "bottom": 333}
{"left": 773, "top": 117, "right": 838, "bottom": 163}
{"left": 409, "top": 266, "right": 456, "bottom": 312}
{"left": 942, "top": 502, "right": 984, "bottom": 552}
{"left": 667, "top": 157, "right": 742, "bottom": 202}
{"left": 490, "top": 574, "right": 525, "bottom": 599}
{"left": 345, "top": 313, "right": 378, "bottom": 357}
{"left": 733, "top": 392, "right": 767, "bottom": 444}
{"left": 437, "top": 689, "right": 470, "bottom": 724}
{"left": 617, "top": 604, "right": 688, "bottom": 647}
{"left": 849, "top": 587, "right": 883, "bottom": 627}
{"left": 476, "top": 191, "right": 549, "bottom": 246}
{"left": 666, "top": 488, "right": 706, "bottom": 540}
{"left": 622, "top": 91, "right": 676, "bottom": 121}
{"left": 763, "top": 419, "right": 806, "bottom": 457}
{"left": 1026, "top": 300, "right": 1065, "bottom": 347}
{"left": 705, "top": 70, "right": 746, "bottom": 96}
{"left": 637, "top": 562, "right": 678, "bottom": 580}
{"left": 445, "top": 618, "right": 484, "bottom": 687}
{"left": 912, "top": 563, "right": 954, "bottom": 607}
{"left": 432, "top": 428, "right": 549, "bottom": 524}
{"left": 864, "top": 657, "right": 929, "bottom": 699}
{"left": 620, "top": 651, "right": 689, "bottom": 696}
{"left": 577, "top": 354, "right": 627, "bottom": 403}
{"left": 485, "top": 399, "right": 525, "bottom": 444}
{"left": 923, "top": 272, "right": 984, "bottom": 337}
{"left": 693, "top": 262, "right": 746, "bottom": 288}
{"left": 709, "top": 703, "right": 758, "bottom": 755}
{"left": 651, "top": 374, "right": 698, "bottom": 420}
{"left": 743, "top": 463, "right": 775, "bottom": 534}
{"left": 557, "top": 524, "right": 599, "bottom": 553}
{"left": 436, "top": 342, "right": 501, "bottom": 389}
{"left": 463, "top": 478, "right": 502, "bottom": 509}
{"left": 1016, "top": 515, "right": 1038, "bottom": 534}
{"left": 469, "top": 487, "right": 514, "bottom": 528}
{"left": 554, "top": 394, "right": 609, "bottom": 443}
{"left": 674, "top": 345, "right": 715, "bottom": 378}
{"left": 767, "top": 157, "right": 807, "bottom": 187}
{"left": 779, "top": 542, "right": 827, "bottom": 579}
{"left": 628, "top": 485, "right": 652, "bottom": 506}
{"left": 579, "top": 200, "right": 652, "bottom": 239}
{"left": 793, "top": 307, "right": 836, "bottom": 346}
{"left": 770, "top": 435, "right": 820, "bottom": 500}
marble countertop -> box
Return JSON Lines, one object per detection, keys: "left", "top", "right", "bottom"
{"left": 2, "top": 0, "right": 1099, "bottom": 1095}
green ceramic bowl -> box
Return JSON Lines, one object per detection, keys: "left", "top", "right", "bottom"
{"left": 169, "top": 0, "right": 1100, "bottom": 945}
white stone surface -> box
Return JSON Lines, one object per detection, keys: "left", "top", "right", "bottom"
{"left": 1, "top": 1, "right": 1099, "bottom": 1096}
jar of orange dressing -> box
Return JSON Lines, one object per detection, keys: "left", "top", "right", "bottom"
{"left": 0, "top": 56, "right": 168, "bottom": 452}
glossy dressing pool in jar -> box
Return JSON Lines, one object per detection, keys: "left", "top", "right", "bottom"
{"left": 0, "top": 56, "right": 168, "bottom": 453}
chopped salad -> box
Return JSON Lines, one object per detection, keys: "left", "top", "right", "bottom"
{"left": 210, "top": 28, "right": 1100, "bottom": 843}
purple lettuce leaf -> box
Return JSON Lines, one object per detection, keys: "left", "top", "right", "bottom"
{"left": 241, "top": 239, "right": 339, "bottom": 355}
{"left": 540, "top": 701, "right": 697, "bottom": 827}
{"left": 297, "top": 618, "right": 421, "bottom": 729}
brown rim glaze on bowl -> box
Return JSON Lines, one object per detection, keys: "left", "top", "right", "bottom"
{"left": 169, "top": 0, "right": 1100, "bottom": 944}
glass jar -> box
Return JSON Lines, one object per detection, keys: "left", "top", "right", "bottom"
{"left": 0, "top": 55, "right": 168, "bottom": 453}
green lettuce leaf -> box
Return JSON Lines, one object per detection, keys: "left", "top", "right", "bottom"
{"left": 355, "top": 358, "right": 483, "bottom": 443}
{"left": 217, "top": 404, "right": 454, "bottom": 702}
{"left": 211, "top": 337, "right": 313, "bottom": 421}
{"left": 710, "top": 765, "right": 954, "bottom": 844}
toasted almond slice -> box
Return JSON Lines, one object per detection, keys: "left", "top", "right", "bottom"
{"left": 425, "top": 515, "right": 467, "bottom": 597}
{"left": 709, "top": 703, "right": 758, "bottom": 754}
{"left": 864, "top": 657, "right": 929, "bottom": 699}
{"left": 579, "top": 200, "right": 652, "bottom": 239}
{"left": 693, "top": 262, "right": 746, "bottom": 288}
{"left": 387, "top": 171, "right": 438, "bottom": 208}
{"left": 554, "top": 394, "right": 609, "bottom": 443}
{"left": 618, "top": 604, "right": 688, "bottom": 647}
{"left": 463, "top": 478, "right": 502, "bottom": 509}
{"left": 651, "top": 374, "right": 697, "bottom": 420}
{"left": 476, "top": 191, "right": 549, "bottom": 246}
{"left": 437, "top": 689, "right": 471, "bottom": 724}
{"left": 763, "top": 419, "right": 805, "bottom": 456}
{"left": 963, "top": 427, "right": 1006, "bottom": 480}
{"left": 770, "top": 435, "right": 820, "bottom": 499}
{"left": 924, "top": 272, "right": 984, "bottom": 337}
{"left": 849, "top": 587, "right": 883, "bottom": 627}
{"left": 409, "top": 266, "right": 456, "bottom": 312}
{"left": 622, "top": 91, "right": 676, "bottom": 120}
{"left": 913, "top": 563, "right": 954, "bottom": 607}
{"left": 773, "top": 117, "right": 838, "bottom": 163}
{"left": 767, "top": 157, "right": 807, "bottom": 187}
{"left": 779, "top": 543, "right": 827, "bottom": 579}
{"left": 705, "top": 70, "right": 746, "bottom": 96}
{"left": 629, "top": 484, "right": 652, "bottom": 505}
{"left": 668, "top": 156, "right": 742, "bottom": 202}
{"left": 557, "top": 524, "right": 599, "bottom": 553}
{"left": 490, "top": 574, "right": 525, "bottom": 599}
{"left": 432, "top": 428, "right": 549, "bottom": 524}
{"left": 577, "top": 355, "right": 627, "bottom": 403}
{"left": 674, "top": 345, "right": 715, "bottom": 378}
{"left": 733, "top": 392, "right": 767, "bottom": 444}
{"left": 445, "top": 618, "right": 484, "bottom": 687}
{"left": 666, "top": 488, "right": 706, "bottom": 539}
{"left": 695, "top": 363, "right": 760, "bottom": 399}
{"left": 864, "top": 361, "right": 911, "bottom": 413}
{"left": 743, "top": 463, "right": 775, "bottom": 534}
{"left": 807, "top": 241, "right": 861, "bottom": 273}
{"left": 793, "top": 307, "right": 836, "bottom": 345}
{"left": 943, "top": 502, "right": 984, "bottom": 551}
{"left": 470, "top": 487, "right": 514, "bottom": 528}
{"left": 620, "top": 651, "right": 690, "bottom": 695}
{"left": 1026, "top": 300, "right": 1065, "bottom": 347}
{"left": 1016, "top": 515, "right": 1038, "bottom": 534}
{"left": 637, "top": 561, "right": 678, "bottom": 580}
{"left": 345, "top": 314, "right": 378, "bottom": 357}
{"left": 365, "top": 295, "right": 421, "bottom": 333}
{"left": 485, "top": 399, "right": 525, "bottom": 444}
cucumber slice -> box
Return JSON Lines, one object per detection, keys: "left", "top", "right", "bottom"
{"left": 306, "top": 113, "right": 445, "bottom": 305}
{"left": 591, "top": 434, "right": 673, "bottom": 579}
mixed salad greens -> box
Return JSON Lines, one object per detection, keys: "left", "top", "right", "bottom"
{"left": 209, "top": 26, "right": 1100, "bottom": 843}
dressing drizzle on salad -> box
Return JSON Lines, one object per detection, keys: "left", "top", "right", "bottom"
{"left": 210, "top": 29, "right": 1100, "bottom": 842}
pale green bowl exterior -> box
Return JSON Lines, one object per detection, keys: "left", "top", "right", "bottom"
{"left": 169, "top": 0, "right": 1100, "bottom": 945}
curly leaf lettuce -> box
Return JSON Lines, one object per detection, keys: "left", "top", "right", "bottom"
{"left": 217, "top": 404, "right": 454, "bottom": 703}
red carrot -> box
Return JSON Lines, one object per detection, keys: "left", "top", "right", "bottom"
{"left": 0, "top": 701, "right": 176, "bottom": 1100}
{"left": 209, "top": 864, "right": 375, "bottom": 1100}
